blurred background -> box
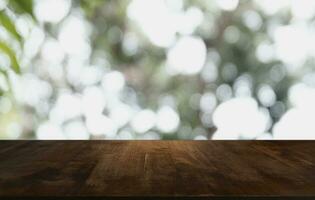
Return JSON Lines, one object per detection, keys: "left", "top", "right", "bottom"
{"left": 0, "top": 0, "right": 315, "bottom": 140}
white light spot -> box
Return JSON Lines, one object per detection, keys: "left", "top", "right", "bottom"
{"left": 289, "top": 83, "right": 315, "bottom": 109}
{"left": 127, "top": 0, "right": 177, "bottom": 47}
{"left": 156, "top": 106, "right": 180, "bottom": 133}
{"left": 224, "top": 26, "right": 240, "bottom": 44}
{"left": 216, "top": 84, "right": 233, "bottom": 102}
{"left": 177, "top": 7, "right": 204, "bottom": 35}
{"left": 291, "top": 0, "right": 315, "bottom": 20}
{"left": 80, "top": 66, "right": 104, "bottom": 86}
{"left": 0, "top": 51, "right": 11, "bottom": 71}
{"left": 82, "top": 86, "right": 106, "bottom": 118}
{"left": 254, "top": 0, "right": 289, "bottom": 15}
{"left": 256, "top": 42, "right": 275, "bottom": 63}
{"left": 122, "top": 32, "right": 139, "bottom": 56}
{"left": 0, "top": 74, "right": 8, "bottom": 92}
{"left": 200, "top": 92, "right": 217, "bottom": 113}
{"left": 201, "top": 61, "right": 218, "bottom": 83}
{"left": 50, "top": 93, "right": 82, "bottom": 124}
{"left": 35, "top": 0, "right": 71, "bottom": 23}
{"left": 0, "top": 0, "right": 8, "bottom": 10}
{"left": 86, "top": 115, "right": 118, "bottom": 138}
{"left": 24, "top": 27, "right": 45, "bottom": 59}
{"left": 102, "top": 71, "right": 125, "bottom": 93}
{"left": 273, "top": 108, "right": 315, "bottom": 140}
{"left": 213, "top": 97, "right": 269, "bottom": 139}
{"left": 200, "top": 112, "right": 214, "bottom": 128}
{"left": 216, "top": 0, "right": 239, "bottom": 11}
{"left": 233, "top": 74, "right": 253, "bottom": 97}
{"left": 37, "top": 122, "right": 65, "bottom": 140}
{"left": 273, "top": 24, "right": 310, "bottom": 70}
{"left": 131, "top": 109, "right": 156, "bottom": 133}
{"left": 58, "top": 16, "right": 91, "bottom": 57}
{"left": 167, "top": 36, "right": 207, "bottom": 75}
{"left": 15, "top": 75, "right": 52, "bottom": 106}
{"left": 41, "top": 39, "right": 65, "bottom": 64}
{"left": 258, "top": 85, "right": 276, "bottom": 107}
{"left": 64, "top": 121, "right": 89, "bottom": 140}
{"left": 242, "top": 10, "right": 262, "bottom": 31}
{"left": 109, "top": 104, "right": 134, "bottom": 128}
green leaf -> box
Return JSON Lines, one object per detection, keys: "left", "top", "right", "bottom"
{"left": 0, "top": 41, "right": 21, "bottom": 74}
{"left": 0, "top": 11, "right": 22, "bottom": 44}
{"left": 9, "top": 0, "right": 34, "bottom": 19}
{"left": 80, "top": 0, "right": 104, "bottom": 17}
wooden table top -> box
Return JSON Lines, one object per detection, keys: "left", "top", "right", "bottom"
{"left": 0, "top": 141, "right": 315, "bottom": 199}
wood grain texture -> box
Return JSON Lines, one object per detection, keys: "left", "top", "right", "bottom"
{"left": 0, "top": 141, "right": 315, "bottom": 199}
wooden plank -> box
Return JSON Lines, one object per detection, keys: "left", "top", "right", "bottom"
{"left": 0, "top": 141, "right": 314, "bottom": 199}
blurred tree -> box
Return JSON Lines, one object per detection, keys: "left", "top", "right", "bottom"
{"left": 1, "top": 0, "right": 310, "bottom": 140}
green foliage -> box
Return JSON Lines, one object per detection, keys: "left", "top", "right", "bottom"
{"left": 80, "top": 0, "right": 105, "bottom": 17}
{"left": 0, "top": 0, "right": 303, "bottom": 139}
{"left": 0, "top": 11, "right": 22, "bottom": 44}
{"left": 9, "top": 0, "right": 34, "bottom": 19}
{"left": 0, "top": 0, "right": 34, "bottom": 87}
{"left": 0, "top": 41, "right": 20, "bottom": 74}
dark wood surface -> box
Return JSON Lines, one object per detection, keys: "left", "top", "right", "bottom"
{"left": 0, "top": 141, "right": 315, "bottom": 199}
